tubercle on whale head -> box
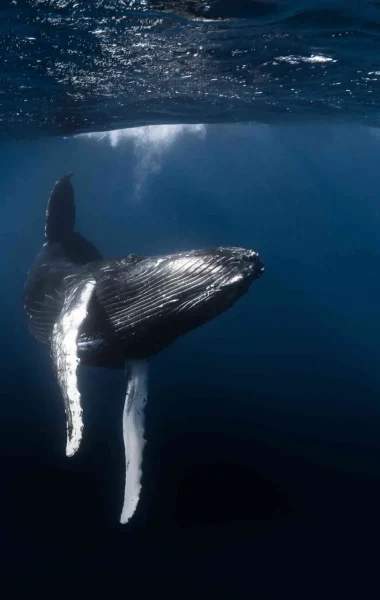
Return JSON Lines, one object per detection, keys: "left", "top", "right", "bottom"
{"left": 201, "top": 246, "right": 264, "bottom": 296}
{"left": 217, "top": 246, "right": 265, "bottom": 281}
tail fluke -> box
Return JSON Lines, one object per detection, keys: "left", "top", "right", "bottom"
{"left": 45, "top": 173, "right": 75, "bottom": 243}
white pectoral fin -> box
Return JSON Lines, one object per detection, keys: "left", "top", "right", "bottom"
{"left": 120, "top": 359, "right": 149, "bottom": 524}
{"left": 51, "top": 277, "right": 96, "bottom": 457}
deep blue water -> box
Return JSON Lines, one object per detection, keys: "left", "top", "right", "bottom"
{"left": 1, "top": 124, "right": 380, "bottom": 593}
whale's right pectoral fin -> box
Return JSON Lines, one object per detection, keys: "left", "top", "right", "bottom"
{"left": 50, "top": 277, "right": 96, "bottom": 457}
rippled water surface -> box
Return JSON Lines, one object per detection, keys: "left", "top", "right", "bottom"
{"left": 2, "top": 0, "right": 380, "bottom": 138}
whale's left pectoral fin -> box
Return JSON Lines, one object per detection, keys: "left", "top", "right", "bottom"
{"left": 120, "top": 360, "right": 149, "bottom": 525}
{"left": 51, "top": 277, "right": 96, "bottom": 457}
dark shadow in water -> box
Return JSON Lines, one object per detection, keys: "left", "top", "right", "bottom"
{"left": 174, "top": 461, "right": 292, "bottom": 526}
{"left": 141, "top": 425, "right": 297, "bottom": 535}
{"left": 0, "top": 411, "right": 297, "bottom": 546}
{"left": 2, "top": 379, "right": 380, "bottom": 595}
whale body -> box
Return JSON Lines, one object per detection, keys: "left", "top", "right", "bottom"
{"left": 23, "top": 174, "right": 264, "bottom": 522}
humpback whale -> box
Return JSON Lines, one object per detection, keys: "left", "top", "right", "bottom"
{"left": 23, "top": 174, "right": 264, "bottom": 523}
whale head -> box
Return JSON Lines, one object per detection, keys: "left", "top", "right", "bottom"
{"left": 95, "top": 246, "right": 264, "bottom": 358}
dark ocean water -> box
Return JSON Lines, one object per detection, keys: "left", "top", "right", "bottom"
{"left": 2, "top": 125, "right": 380, "bottom": 594}
{"left": 1, "top": 1, "right": 380, "bottom": 597}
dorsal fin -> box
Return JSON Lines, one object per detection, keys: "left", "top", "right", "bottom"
{"left": 45, "top": 173, "right": 75, "bottom": 243}
{"left": 45, "top": 174, "right": 103, "bottom": 262}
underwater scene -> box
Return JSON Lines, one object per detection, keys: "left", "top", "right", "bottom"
{"left": 1, "top": 1, "right": 380, "bottom": 596}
